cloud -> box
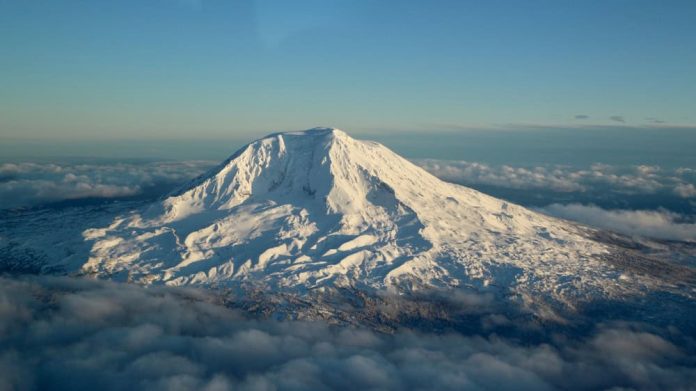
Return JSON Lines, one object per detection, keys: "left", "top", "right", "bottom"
{"left": 416, "top": 160, "right": 695, "bottom": 198}
{"left": 416, "top": 160, "right": 585, "bottom": 192}
{"left": 574, "top": 115, "right": 590, "bottom": 120}
{"left": 541, "top": 203, "right": 696, "bottom": 242}
{"left": 417, "top": 157, "right": 694, "bottom": 241}
{"left": 3, "top": 159, "right": 694, "bottom": 211}
{"left": 674, "top": 183, "right": 696, "bottom": 198}
{"left": 676, "top": 167, "right": 696, "bottom": 176}
{"left": 610, "top": 115, "right": 626, "bottom": 123}
{"left": 0, "top": 161, "right": 215, "bottom": 209}
{"left": 0, "top": 276, "right": 695, "bottom": 391}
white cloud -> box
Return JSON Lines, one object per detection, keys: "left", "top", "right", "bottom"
{"left": 674, "top": 183, "right": 696, "bottom": 198}
{"left": 541, "top": 204, "right": 696, "bottom": 242}
{"left": 416, "top": 160, "right": 584, "bottom": 192}
{"left": 415, "top": 160, "right": 695, "bottom": 197}
{"left": 0, "top": 276, "right": 694, "bottom": 391}
{"left": 0, "top": 161, "right": 215, "bottom": 209}
{"left": 2, "top": 159, "right": 694, "bottom": 210}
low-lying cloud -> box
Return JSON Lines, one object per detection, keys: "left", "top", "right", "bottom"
{"left": 541, "top": 203, "right": 696, "bottom": 242}
{"left": 416, "top": 160, "right": 696, "bottom": 199}
{"left": 417, "top": 160, "right": 696, "bottom": 241}
{"left": 0, "top": 161, "right": 214, "bottom": 209}
{"left": 0, "top": 276, "right": 695, "bottom": 391}
{"left": 674, "top": 183, "right": 696, "bottom": 198}
{"left": 3, "top": 159, "right": 694, "bottom": 211}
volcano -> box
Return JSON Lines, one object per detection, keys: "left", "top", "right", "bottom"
{"left": 79, "top": 128, "right": 691, "bottom": 309}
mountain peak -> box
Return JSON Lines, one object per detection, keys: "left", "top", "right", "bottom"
{"left": 163, "top": 127, "right": 372, "bottom": 218}
{"left": 280, "top": 127, "right": 346, "bottom": 136}
{"left": 265, "top": 127, "right": 348, "bottom": 143}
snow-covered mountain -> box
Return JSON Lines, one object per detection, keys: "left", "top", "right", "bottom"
{"left": 76, "top": 128, "right": 689, "bottom": 307}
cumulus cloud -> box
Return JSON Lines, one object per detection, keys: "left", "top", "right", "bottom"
{"left": 541, "top": 203, "right": 696, "bottom": 242}
{"left": 0, "top": 276, "right": 695, "bottom": 391}
{"left": 676, "top": 167, "right": 696, "bottom": 176}
{"left": 674, "top": 183, "right": 696, "bottom": 198}
{"left": 416, "top": 160, "right": 696, "bottom": 200}
{"left": 0, "top": 161, "right": 214, "bottom": 209}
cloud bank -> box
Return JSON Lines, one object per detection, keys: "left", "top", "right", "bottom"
{"left": 0, "top": 161, "right": 214, "bottom": 209}
{"left": 3, "top": 159, "right": 694, "bottom": 211}
{"left": 1, "top": 276, "right": 695, "bottom": 391}
{"left": 418, "top": 160, "right": 696, "bottom": 242}
{"left": 540, "top": 204, "right": 696, "bottom": 242}
{"left": 2, "top": 159, "right": 694, "bottom": 244}
{"left": 416, "top": 160, "right": 696, "bottom": 198}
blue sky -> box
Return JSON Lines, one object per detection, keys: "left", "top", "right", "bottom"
{"left": 1, "top": 0, "right": 696, "bottom": 140}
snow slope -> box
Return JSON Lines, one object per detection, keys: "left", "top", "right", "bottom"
{"left": 79, "top": 128, "right": 675, "bottom": 305}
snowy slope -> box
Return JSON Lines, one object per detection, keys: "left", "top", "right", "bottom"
{"left": 78, "top": 128, "right": 676, "bottom": 305}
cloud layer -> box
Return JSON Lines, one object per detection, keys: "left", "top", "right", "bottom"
{"left": 412, "top": 159, "right": 696, "bottom": 241}
{"left": 2, "top": 159, "right": 695, "bottom": 244}
{"left": 0, "top": 161, "right": 214, "bottom": 209}
{"left": 3, "top": 159, "right": 694, "bottom": 211}
{"left": 416, "top": 160, "right": 696, "bottom": 198}
{"left": 1, "top": 276, "right": 695, "bottom": 391}
{"left": 540, "top": 204, "right": 696, "bottom": 242}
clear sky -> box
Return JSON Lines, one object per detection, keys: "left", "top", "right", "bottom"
{"left": 1, "top": 0, "right": 695, "bottom": 140}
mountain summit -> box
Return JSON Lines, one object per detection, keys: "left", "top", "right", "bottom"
{"left": 81, "top": 128, "right": 677, "bottom": 306}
